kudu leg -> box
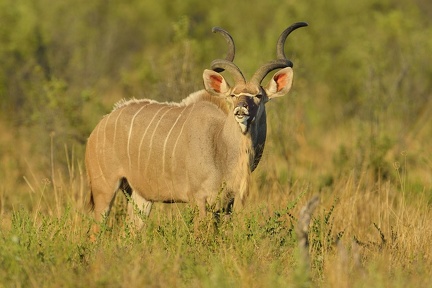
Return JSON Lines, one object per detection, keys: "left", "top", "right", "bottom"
{"left": 127, "top": 191, "right": 153, "bottom": 229}
{"left": 93, "top": 183, "right": 122, "bottom": 222}
{"left": 89, "top": 179, "right": 122, "bottom": 241}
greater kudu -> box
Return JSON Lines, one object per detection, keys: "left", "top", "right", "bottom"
{"left": 85, "top": 22, "right": 307, "bottom": 227}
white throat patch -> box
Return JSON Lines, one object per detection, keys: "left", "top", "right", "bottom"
{"left": 236, "top": 115, "right": 249, "bottom": 133}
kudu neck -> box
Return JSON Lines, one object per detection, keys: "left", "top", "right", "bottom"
{"left": 218, "top": 106, "right": 267, "bottom": 172}
{"left": 249, "top": 108, "right": 267, "bottom": 172}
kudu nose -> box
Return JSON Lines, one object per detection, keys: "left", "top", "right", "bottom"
{"left": 237, "top": 101, "right": 248, "bottom": 110}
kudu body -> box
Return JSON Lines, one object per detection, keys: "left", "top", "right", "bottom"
{"left": 86, "top": 23, "right": 307, "bottom": 226}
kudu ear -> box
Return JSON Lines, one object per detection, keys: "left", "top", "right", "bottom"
{"left": 264, "top": 67, "right": 293, "bottom": 99}
{"left": 203, "top": 69, "right": 231, "bottom": 96}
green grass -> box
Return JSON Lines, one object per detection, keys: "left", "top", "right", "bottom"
{"left": 1, "top": 157, "right": 431, "bottom": 287}
{"left": 1, "top": 0, "right": 432, "bottom": 286}
{"left": 0, "top": 197, "right": 303, "bottom": 287}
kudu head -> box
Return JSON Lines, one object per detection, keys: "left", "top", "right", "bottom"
{"left": 203, "top": 22, "right": 308, "bottom": 133}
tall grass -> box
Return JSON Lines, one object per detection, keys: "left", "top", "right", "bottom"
{"left": 1, "top": 0, "right": 432, "bottom": 286}
{"left": 0, "top": 141, "right": 431, "bottom": 287}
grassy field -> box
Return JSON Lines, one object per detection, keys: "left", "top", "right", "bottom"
{"left": 1, "top": 0, "right": 432, "bottom": 287}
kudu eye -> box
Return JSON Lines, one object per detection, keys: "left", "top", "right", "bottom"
{"left": 256, "top": 94, "right": 263, "bottom": 99}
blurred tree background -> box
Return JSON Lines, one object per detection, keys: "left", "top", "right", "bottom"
{"left": 0, "top": 0, "right": 431, "bottom": 209}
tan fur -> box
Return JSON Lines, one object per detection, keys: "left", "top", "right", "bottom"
{"left": 112, "top": 90, "right": 230, "bottom": 115}
{"left": 86, "top": 89, "right": 252, "bottom": 222}
{"left": 86, "top": 65, "right": 294, "bottom": 227}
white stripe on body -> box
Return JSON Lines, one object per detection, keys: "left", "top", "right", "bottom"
{"left": 127, "top": 105, "right": 148, "bottom": 171}
{"left": 161, "top": 106, "right": 187, "bottom": 175}
{"left": 94, "top": 118, "right": 109, "bottom": 185}
{"left": 102, "top": 112, "right": 113, "bottom": 172}
{"left": 137, "top": 106, "right": 167, "bottom": 172}
{"left": 171, "top": 103, "right": 196, "bottom": 163}
{"left": 113, "top": 107, "right": 126, "bottom": 149}
{"left": 143, "top": 107, "right": 175, "bottom": 178}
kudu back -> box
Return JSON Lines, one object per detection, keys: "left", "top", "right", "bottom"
{"left": 85, "top": 22, "right": 307, "bottom": 226}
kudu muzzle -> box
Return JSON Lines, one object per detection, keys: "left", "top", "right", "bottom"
{"left": 233, "top": 96, "right": 259, "bottom": 134}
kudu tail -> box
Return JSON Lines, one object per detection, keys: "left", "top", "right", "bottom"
{"left": 88, "top": 190, "right": 95, "bottom": 212}
{"left": 85, "top": 165, "right": 95, "bottom": 212}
